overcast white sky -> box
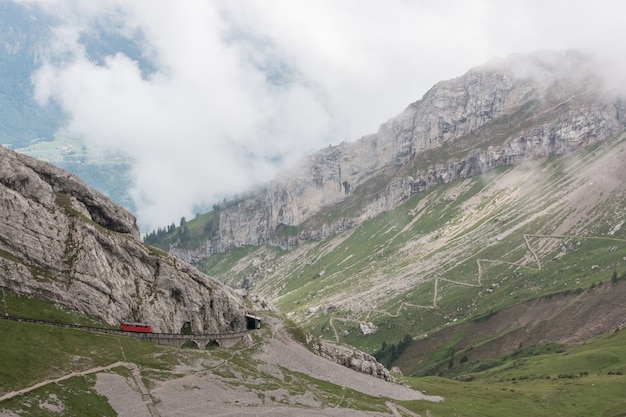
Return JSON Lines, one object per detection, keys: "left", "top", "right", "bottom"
{"left": 22, "top": 0, "right": 626, "bottom": 231}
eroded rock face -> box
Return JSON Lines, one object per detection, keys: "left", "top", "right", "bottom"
{"left": 0, "top": 147, "right": 246, "bottom": 333}
{"left": 168, "top": 51, "right": 626, "bottom": 264}
{"left": 307, "top": 338, "right": 394, "bottom": 382}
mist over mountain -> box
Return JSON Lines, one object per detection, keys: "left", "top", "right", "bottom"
{"left": 9, "top": 0, "right": 626, "bottom": 232}
{"left": 166, "top": 50, "right": 625, "bottom": 259}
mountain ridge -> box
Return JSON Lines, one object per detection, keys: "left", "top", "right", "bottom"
{"left": 167, "top": 50, "right": 625, "bottom": 264}
{"left": 156, "top": 51, "right": 626, "bottom": 374}
{"left": 195, "top": 130, "right": 626, "bottom": 369}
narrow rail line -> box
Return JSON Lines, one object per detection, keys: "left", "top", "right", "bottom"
{"left": 0, "top": 315, "right": 248, "bottom": 345}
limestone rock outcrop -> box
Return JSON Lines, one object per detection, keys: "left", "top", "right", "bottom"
{"left": 307, "top": 337, "right": 394, "bottom": 382}
{"left": 0, "top": 147, "right": 246, "bottom": 333}
{"left": 168, "top": 50, "right": 626, "bottom": 263}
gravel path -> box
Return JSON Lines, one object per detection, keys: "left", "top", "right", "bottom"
{"left": 0, "top": 361, "right": 132, "bottom": 402}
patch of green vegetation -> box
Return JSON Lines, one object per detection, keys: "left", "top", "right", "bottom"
{"left": 291, "top": 370, "right": 388, "bottom": 413}
{"left": 0, "top": 320, "right": 121, "bottom": 394}
{"left": 1, "top": 288, "right": 107, "bottom": 327}
{"left": 196, "top": 245, "right": 261, "bottom": 279}
{"left": 441, "top": 343, "right": 565, "bottom": 379}
{"left": 275, "top": 182, "right": 468, "bottom": 308}
{"left": 0, "top": 249, "right": 20, "bottom": 263}
{"left": 410, "top": 332, "right": 468, "bottom": 377}
{"left": 54, "top": 193, "right": 90, "bottom": 223}
{"left": 15, "top": 134, "right": 86, "bottom": 162}
{"left": 274, "top": 223, "right": 299, "bottom": 238}
{"left": 143, "top": 210, "right": 218, "bottom": 250}
{"left": 374, "top": 334, "right": 413, "bottom": 368}
{"left": 1, "top": 253, "right": 57, "bottom": 284}
{"left": 284, "top": 319, "right": 308, "bottom": 345}
{"left": 0, "top": 374, "right": 116, "bottom": 417}
{"left": 181, "top": 340, "right": 200, "bottom": 349}
{"left": 398, "top": 329, "right": 626, "bottom": 417}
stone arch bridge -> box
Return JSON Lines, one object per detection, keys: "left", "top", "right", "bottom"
{"left": 132, "top": 330, "right": 248, "bottom": 348}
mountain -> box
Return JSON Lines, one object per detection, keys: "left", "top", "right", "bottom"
{"left": 168, "top": 50, "right": 625, "bottom": 260}
{"left": 157, "top": 50, "right": 626, "bottom": 371}
{"left": 0, "top": 146, "right": 246, "bottom": 334}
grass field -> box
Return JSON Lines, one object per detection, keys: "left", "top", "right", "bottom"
{"left": 398, "top": 329, "right": 626, "bottom": 416}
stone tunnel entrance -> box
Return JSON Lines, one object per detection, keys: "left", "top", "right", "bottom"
{"left": 246, "top": 314, "right": 262, "bottom": 330}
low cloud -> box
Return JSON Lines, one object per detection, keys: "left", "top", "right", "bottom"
{"left": 25, "top": 0, "right": 626, "bottom": 231}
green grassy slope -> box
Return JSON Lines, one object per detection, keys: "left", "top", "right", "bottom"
{"left": 196, "top": 132, "right": 626, "bottom": 369}
{"left": 401, "top": 329, "right": 626, "bottom": 417}
{"left": 1, "top": 296, "right": 625, "bottom": 417}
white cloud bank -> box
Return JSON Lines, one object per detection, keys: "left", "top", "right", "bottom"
{"left": 24, "top": 0, "right": 626, "bottom": 231}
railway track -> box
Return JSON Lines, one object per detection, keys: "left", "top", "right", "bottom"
{"left": 0, "top": 315, "right": 248, "bottom": 347}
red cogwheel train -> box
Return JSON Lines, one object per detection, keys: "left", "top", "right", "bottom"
{"left": 119, "top": 321, "right": 153, "bottom": 333}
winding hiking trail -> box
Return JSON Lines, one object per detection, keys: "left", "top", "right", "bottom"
{"left": 328, "top": 233, "right": 626, "bottom": 343}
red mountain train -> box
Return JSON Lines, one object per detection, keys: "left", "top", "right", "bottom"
{"left": 119, "top": 321, "right": 152, "bottom": 333}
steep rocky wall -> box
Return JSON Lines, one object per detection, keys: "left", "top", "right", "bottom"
{"left": 170, "top": 51, "right": 626, "bottom": 263}
{"left": 0, "top": 147, "right": 246, "bottom": 333}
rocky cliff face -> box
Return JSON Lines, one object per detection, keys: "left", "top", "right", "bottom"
{"left": 306, "top": 336, "right": 394, "bottom": 382}
{"left": 170, "top": 50, "right": 626, "bottom": 263}
{"left": 0, "top": 147, "right": 246, "bottom": 333}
